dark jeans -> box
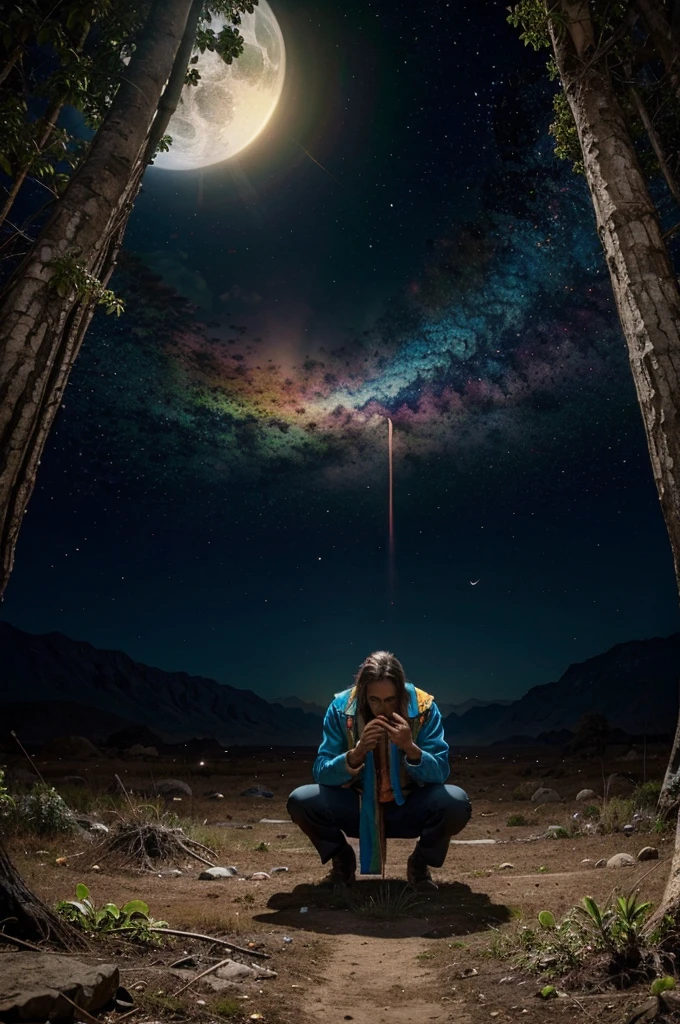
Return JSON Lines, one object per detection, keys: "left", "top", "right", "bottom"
{"left": 287, "top": 783, "right": 472, "bottom": 868}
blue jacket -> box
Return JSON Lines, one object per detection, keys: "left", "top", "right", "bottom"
{"left": 313, "top": 682, "right": 450, "bottom": 873}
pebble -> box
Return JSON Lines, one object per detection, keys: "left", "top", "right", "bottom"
{"left": 575, "top": 789, "right": 596, "bottom": 801}
{"left": 637, "top": 846, "right": 659, "bottom": 862}
{"left": 498, "top": 863, "right": 514, "bottom": 870}
{"left": 606, "top": 852, "right": 635, "bottom": 868}
{"left": 199, "top": 866, "right": 240, "bottom": 880}
{"left": 594, "top": 858, "right": 607, "bottom": 868}
{"left": 250, "top": 872, "right": 271, "bottom": 881}
{"left": 270, "top": 866, "right": 289, "bottom": 874}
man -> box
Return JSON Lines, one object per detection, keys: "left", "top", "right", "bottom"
{"left": 287, "top": 650, "right": 472, "bottom": 887}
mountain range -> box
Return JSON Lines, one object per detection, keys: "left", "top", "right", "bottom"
{"left": 0, "top": 620, "right": 678, "bottom": 747}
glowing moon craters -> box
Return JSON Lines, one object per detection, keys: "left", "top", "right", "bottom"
{"left": 155, "top": 1, "right": 285, "bottom": 171}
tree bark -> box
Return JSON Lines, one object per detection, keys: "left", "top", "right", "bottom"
{"left": 0, "top": 840, "right": 83, "bottom": 947}
{"left": 547, "top": 0, "right": 680, "bottom": 920}
{"left": 0, "top": 0, "right": 194, "bottom": 600}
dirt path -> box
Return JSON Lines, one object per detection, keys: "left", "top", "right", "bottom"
{"left": 306, "top": 929, "right": 472, "bottom": 1024}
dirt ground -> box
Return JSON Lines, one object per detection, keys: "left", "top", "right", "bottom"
{"left": 3, "top": 742, "right": 677, "bottom": 1024}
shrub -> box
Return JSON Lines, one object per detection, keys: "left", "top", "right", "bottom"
{"left": 632, "top": 780, "right": 662, "bottom": 810}
{"left": 0, "top": 770, "right": 15, "bottom": 818}
{"left": 511, "top": 782, "right": 536, "bottom": 801}
{"left": 507, "top": 813, "right": 530, "bottom": 826}
{"left": 600, "top": 797, "right": 634, "bottom": 833}
{"left": 20, "top": 782, "right": 77, "bottom": 835}
{"left": 582, "top": 804, "right": 600, "bottom": 819}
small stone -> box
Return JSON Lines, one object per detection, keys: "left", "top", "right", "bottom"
{"left": 199, "top": 866, "right": 240, "bottom": 880}
{"left": 498, "top": 863, "right": 514, "bottom": 870}
{"left": 637, "top": 846, "right": 659, "bottom": 862}
{"left": 594, "top": 858, "right": 607, "bottom": 868}
{"left": 531, "top": 787, "right": 560, "bottom": 804}
{"left": 622, "top": 824, "right": 635, "bottom": 837}
{"left": 581, "top": 858, "right": 593, "bottom": 865}
{"left": 575, "top": 789, "right": 596, "bottom": 802}
{"left": 270, "top": 866, "right": 289, "bottom": 874}
{"left": 461, "top": 968, "right": 478, "bottom": 978}
{"left": 90, "top": 864, "right": 101, "bottom": 871}
{"left": 206, "top": 792, "right": 224, "bottom": 800}
{"left": 606, "top": 853, "right": 635, "bottom": 868}
{"left": 250, "top": 872, "right": 270, "bottom": 881}
{"left": 159, "top": 869, "right": 182, "bottom": 877}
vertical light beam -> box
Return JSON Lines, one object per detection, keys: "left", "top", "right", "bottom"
{"left": 388, "top": 417, "right": 395, "bottom": 603}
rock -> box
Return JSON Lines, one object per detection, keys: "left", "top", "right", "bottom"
{"left": 75, "top": 817, "right": 109, "bottom": 834}
{"left": 154, "top": 778, "right": 192, "bottom": 799}
{"left": 40, "top": 735, "right": 101, "bottom": 760}
{"left": 622, "top": 824, "right": 635, "bottom": 837}
{"left": 545, "top": 825, "right": 570, "bottom": 839}
{"left": 637, "top": 846, "right": 659, "bottom": 862}
{"left": 575, "top": 789, "right": 596, "bottom": 801}
{"left": 270, "top": 866, "right": 289, "bottom": 874}
{"left": 606, "top": 853, "right": 636, "bottom": 868}
{"left": 215, "top": 959, "right": 278, "bottom": 982}
{"left": 250, "top": 872, "right": 270, "bottom": 880}
{"left": 159, "top": 869, "right": 183, "bottom": 877}
{"left": 595, "top": 858, "right": 607, "bottom": 868}
{"left": 126, "top": 744, "right": 158, "bottom": 758}
{"left": 0, "top": 953, "right": 118, "bottom": 1021}
{"left": 531, "top": 787, "right": 561, "bottom": 804}
{"left": 206, "top": 792, "right": 224, "bottom": 799}
{"left": 498, "top": 863, "right": 514, "bottom": 870}
{"left": 199, "top": 866, "right": 239, "bottom": 880}
{"left": 581, "top": 858, "right": 593, "bottom": 865}
{"left": 241, "top": 786, "right": 274, "bottom": 798}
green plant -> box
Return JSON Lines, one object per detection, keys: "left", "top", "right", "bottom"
{"left": 254, "top": 841, "right": 269, "bottom": 852}
{"left": 215, "top": 997, "right": 243, "bottom": 1018}
{"left": 20, "top": 782, "right": 77, "bottom": 835}
{"left": 632, "top": 780, "right": 662, "bottom": 810}
{"left": 583, "top": 804, "right": 600, "bottom": 820}
{"left": 536, "top": 865, "right": 549, "bottom": 873}
{"left": 56, "top": 883, "right": 168, "bottom": 944}
{"left": 343, "top": 882, "right": 424, "bottom": 920}
{"left": 546, "top": 825, "right": 570, "bottom": 839}
{"left": 600, "top": 797, "right": 634, "bottom": 834}
{"left": 651, "top": 976, "right": 675, "bottom": 996}
{"left": 49, "top": 250, "right": 125, "bottom": 315}
{"left": 233, "top": 893, "right": 255, "bottom": 905}
{"left": 0, "top": 770, "right": 15, "bottom": 817}
{"left": 506, "top": 813, "right": 529, "bottom": 826}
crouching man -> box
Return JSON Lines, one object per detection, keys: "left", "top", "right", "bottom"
{"left": 287, "top": 651, "right": 472, "bottom": 888}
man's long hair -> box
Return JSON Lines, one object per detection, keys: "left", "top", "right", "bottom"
{"left": 354, "top": 650, "right": 408, "bottom": 720}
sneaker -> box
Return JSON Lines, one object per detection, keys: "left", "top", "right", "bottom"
{"left": 407, "top": 847, "right": 438, "bottom": 890}
{"left": 323, "top": 842, "right": 356, "bottom": 887}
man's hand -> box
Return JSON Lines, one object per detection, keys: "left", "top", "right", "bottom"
{"left": 380, "top": 713, "right": 421, "bottom": 761}
{"left": 347, "top": 718, "right": 386, "bottom": 768}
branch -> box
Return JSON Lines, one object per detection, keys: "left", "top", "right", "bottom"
{"left": 149, "top": 927, "right": 270, "bottom": 958}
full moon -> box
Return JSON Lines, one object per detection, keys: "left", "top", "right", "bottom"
{"left": 155, "top": 1, "right": 285, "bottom": 171}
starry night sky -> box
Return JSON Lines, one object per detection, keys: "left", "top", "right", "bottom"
{"left": 2, "top": 0, "right": 679, "bottom": 705}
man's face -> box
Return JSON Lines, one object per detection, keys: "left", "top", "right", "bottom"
{"left": 366, "top": 679, "right": 398, "bottom": 719}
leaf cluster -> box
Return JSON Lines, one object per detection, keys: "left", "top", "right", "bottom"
{"left": 49, "top": 249, "right": 124, "bottom": 314}
{"left": 17, "top": 781, "right": 77, "bottom": 835}
{"left": 56, "top": 882, "right": 168, "bottom": 944}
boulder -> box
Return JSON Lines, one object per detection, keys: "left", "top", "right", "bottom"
{"left": 0, "top": 953, "right": 118, "bottom": 1021}
{"left": 40, "top": 735, "right": 100, "bottom": 760}
{"left": 215, "top": 959, "right": 277, "bottom": 982}
{"left": 154, "top": 778, "right": 192, "bottom": 799}
{"left": 637, "top": 846, "right": 659, "bottom": 862}
{"left": 199, "top": 866, "right": 239, "bottom": 880}
{"left": 606, "top": 852, "right": 636, "bottom": 868}
{"left": 595, "top": 858, "right": 607, "bottom": 868}
{"left": 531, "top": 787, "right": 561, "bottom": 804}
{"left": 241, "top": 785, "right": 274, "bottom": 798}
{"left": 575, "top": 789, "right": 596, "bottom": 802}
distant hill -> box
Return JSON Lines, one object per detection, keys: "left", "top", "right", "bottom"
{"left": 443, "top": 633, "right": 680, "bottom": 745}
{"left": 272, "top": 695, "right": 327, "bottom": 717}
{"left": 0, "top": 622, "right": 323, "bottom": 746}
{"left": 0, "top": 700, "right": 135, "bottom": 745}
{"left": 438, "top": 697, "right": 513, "bottom": 719}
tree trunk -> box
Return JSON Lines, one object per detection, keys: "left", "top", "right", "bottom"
{"left": 547, "top": 0, "right": 680, "bottom": 920}
{"left": 0, "top": 840, "right": 83, "bottom": 947}
{"left": 0, "top": 0, "right": 194, "bottom": 600}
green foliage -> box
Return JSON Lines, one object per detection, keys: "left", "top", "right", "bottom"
{"left": 540, "top": 985, "right": 557, "bottom": 999}
{"left": 600, "top": 797, "right": 634, "bottom": 834}
{"left": 0, "top": 770, "right": 15, "bottom": 818}
{"left": 506, "top": 1, "right": 551, "bottom": 51}
{"left": 575, "top": 892, "right": 652, "bottom": 954}
{"left": 550, "top": 92, "right": 584, "bottom": 175}
{"left": 506, "top": 813, "right": 530, "bottom": 826}
{"left": 254, "top": 841, "right": 269, "bottom": 851}
{"left": 49, "top": 250, "right": 125, "bottom": 314}
{"left": 20, "top": 782, "right": 77, "bottom": 835}
{"left": 215, "top": 997, "right": 243, "bottom": 1018}
{"left": 632, "top": 780, "right": 662, "bottom": 810}
{"left": 546, "top": 825, "right": 570, "bottom": 839}
{"left": 583, "top": 804, "right": 600, "bottom": 819}
{"left": 55, "top": 883, "right": 168, "bottom": 944}
{"left": 538, "top": 910, "right": 556, "bottom": 929}
{"left": 651, "top": 976, "right": 675, "bottom": 996}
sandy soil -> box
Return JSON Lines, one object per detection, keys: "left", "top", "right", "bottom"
{"left": 3, "top": 743, "right": 675, "bottom": 1024}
